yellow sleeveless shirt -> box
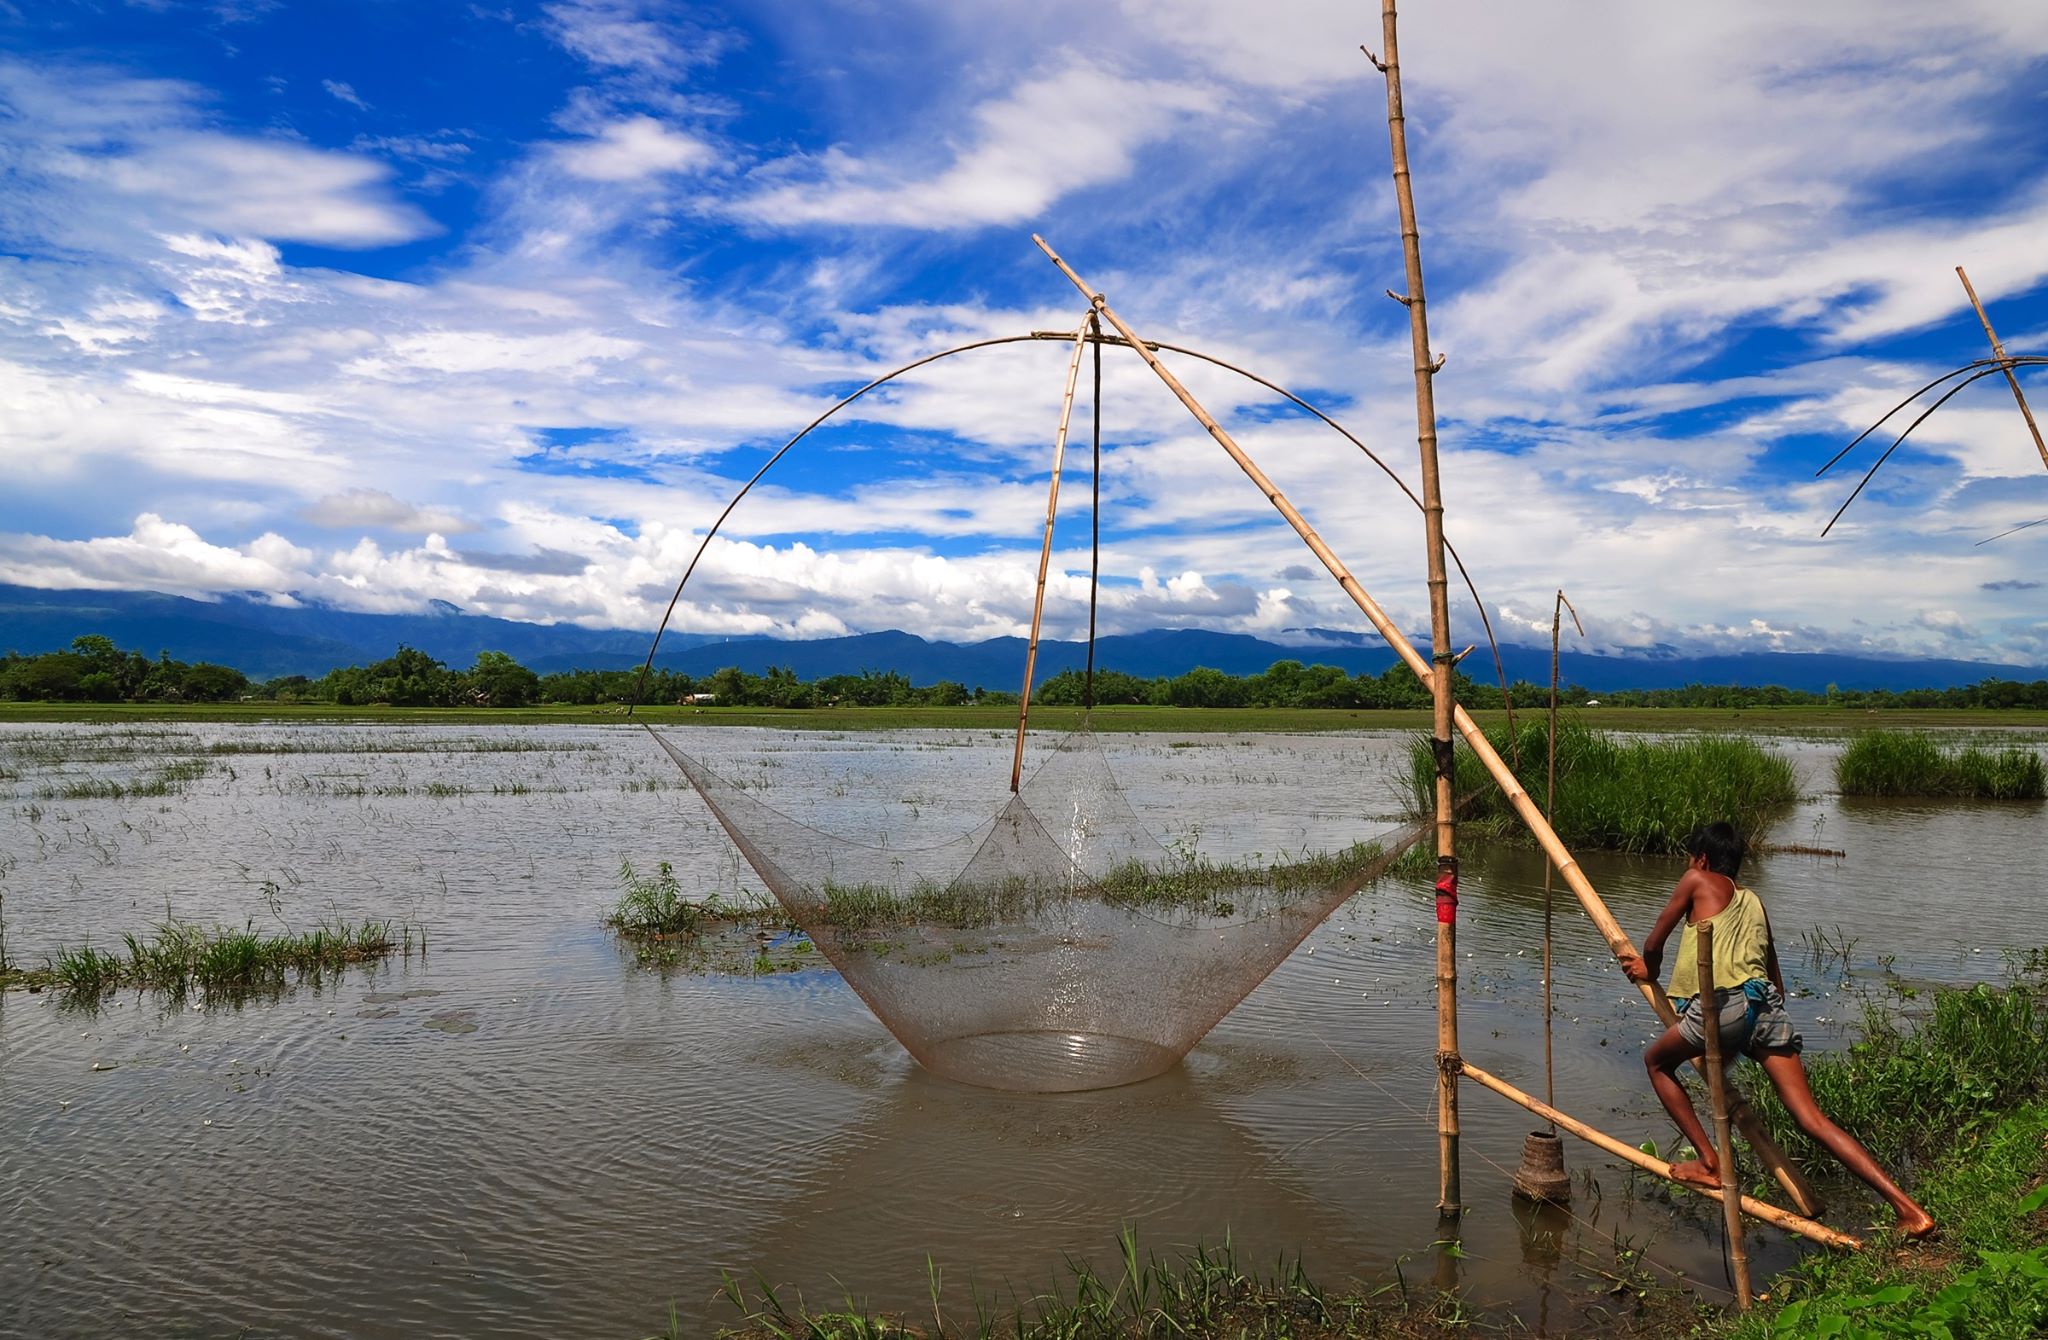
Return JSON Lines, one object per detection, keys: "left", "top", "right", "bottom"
{"left": 1666, "top": 883, "right": 1771, "bottom": 999}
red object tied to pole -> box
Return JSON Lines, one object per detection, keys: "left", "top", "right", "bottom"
{"left": 1435, "top": 862, "right": 1458, "bottom": 924}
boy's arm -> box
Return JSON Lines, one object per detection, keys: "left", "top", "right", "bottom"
{"left": 1621, "top": 875, "right": 1695, "bottom": 983}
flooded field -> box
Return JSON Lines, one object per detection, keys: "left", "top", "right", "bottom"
{"left": 2, "top": 721, "right": 2045, "bottom": 1338}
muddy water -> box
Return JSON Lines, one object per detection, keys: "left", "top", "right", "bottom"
{"left": 1, "top": 722, "right": 2043, "bottom": 1339}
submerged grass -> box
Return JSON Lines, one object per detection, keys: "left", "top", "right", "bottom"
{"left": 38, "top": 916, "right": 415, "bottom": 998}
{"left": 1835, "top": 730, "right": 2047, "bottom": 800}
{"left": 815, "top": 840, "right": 1412, "bottom": 932}
{"left": 1411, "top": 717, "right": 1799, "bottom": 854}
{"left": 606, "top": 859, "right": 750, "bottom": 936}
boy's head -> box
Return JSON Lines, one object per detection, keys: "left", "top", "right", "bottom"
{"left": 1684, "top": 822, "right": 1745, "bottom": 877}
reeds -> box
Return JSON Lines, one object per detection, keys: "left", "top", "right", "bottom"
{"left": 1410, "top": 718, "right": 1798, "bottom": 854}
{"left": 606, "top": 860, "right": 746, "bottom": 937}
{"left": 48, "top": 917, "right": 410, "bottom": 998}
{"left": 1835, "top": 730, "right": 2046, "bottom": 800}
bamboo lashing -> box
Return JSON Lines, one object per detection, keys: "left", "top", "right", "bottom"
{"left": 1460, "top": 1060, "right": 1860, "bottom": 1251}
{"left": 1956, "top": 266, "right": 2048, "bottom": 472}
{"left": 1370, "top": 0, "right": 1462, "bottom": 1216}
{"left": 1009, "top": 317, "right": 1092, "bottom": 793}
{"left": 1027, "top": 233, "right": 1822, "bottom": 1217}
{"left": 1697, "top": 922, "right": 1754, "bottom": 1306}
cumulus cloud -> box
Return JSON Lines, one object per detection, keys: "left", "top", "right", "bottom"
{"left": 555, "top": 116, "right": 715, "bottom": 182}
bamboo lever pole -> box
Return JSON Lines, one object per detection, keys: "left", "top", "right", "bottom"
{"left": 1372, "top": 0, "right": 1461, "bottom": 1215}
{"left": 1009, "top": 317, "right": 1092, "bottom": 792}
{"left": 1698, "top": 923, "right": 1754, "bottom": 1307}
{"left": 1956, "top": 266, "right": 2048, "bottom": 472}
{"left": 1461, "top": 1060, "right": 1858, "bottom": 1250}
{"left": 1027, "top": 232, "right": 1822, "bottom": 1217}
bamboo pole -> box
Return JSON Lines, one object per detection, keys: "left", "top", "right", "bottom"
{"left": 1009, "top": 319, "right": 1091, "bottom": 793}
{"left": 1026, "top": 233, "right": 1822, "bottom": 1217}
{"left": 1545, "top": 591, "right": 1583, "bottom": 1118}
{"left": 1956, "top": 266, "right": 2048, "bottom": 472}
{"left": 1369, "top": 0, "right": 1461, "bottom": 1216}
{"left": 1697, "top": 922, "right": 1754, "bottom": 1307}
{"left": 1460, "top": 1060, "right": 1860, "bottom": 1251}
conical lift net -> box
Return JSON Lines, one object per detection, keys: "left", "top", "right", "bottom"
{"left": 651, "top": 725, "right": 1423, "bottom": 1092}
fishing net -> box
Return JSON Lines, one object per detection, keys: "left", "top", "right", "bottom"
{"left": 651, "top": 725, "right": 1423, "bottom": 1092}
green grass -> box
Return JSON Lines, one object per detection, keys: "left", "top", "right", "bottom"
{"left": 703, "top": 1229, "right": 1487, "bottom": 1340}
{"left": 1411, "top": 717, "right": 1800, "bottom": 854}
{"left": 1835, "top": 730, "right": 2047, "bottom": 800}
{"left": 35, "top": 917, "right": 415, "bottom": 998}
{"left": 1750, "top": 978, "right": 2048, "bottom": 1172}
{"left": 606, "top": 859, "right": 750, "bottom": 936}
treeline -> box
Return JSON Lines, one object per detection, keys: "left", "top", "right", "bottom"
{"left": 8, "top": 635, "right": 2048, "bottom": 710}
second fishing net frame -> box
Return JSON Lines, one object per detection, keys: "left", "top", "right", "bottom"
{"left": 633, "top": 327, "right": 1493, "bottom": 1091}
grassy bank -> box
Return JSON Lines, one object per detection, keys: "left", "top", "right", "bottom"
{"left": 1835, "top": 729, "right": 2047, "bottom": 800}
{"left": 1410, "top": 718, "right": 1799, "bottom": 853}
{"left": 9, "top": 700, "right": 2048, "bottom": 733}
{"left": 3, "top": 917, "right": 417, "bottom": 997}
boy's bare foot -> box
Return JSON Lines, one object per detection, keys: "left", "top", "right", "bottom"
{"left": 1667, "top": 1158, "right": 1721, "bottom": 1192}
{"left": 1896, "top": 1211, "right": 1938, "bottom": 1241}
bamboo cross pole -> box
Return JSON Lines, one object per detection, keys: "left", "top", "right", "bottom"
{"left": 1026, "top": 233, "right": 1822, "bottom": 1217}
{"left": 1010, "top": 317, "right": 1092, "bottom": 793}
{"left": 1697, "top": 923, "right": 1754, "bottom": 1306}
{"left": 1956, "top": 266, "right": 2048, "bottom": 472}
{"left": 1460, "top": 1060, "right": 1859, "bottom": 1250}
{"left": 1369, "top": 0, "right": 1462, "bottom": 1216}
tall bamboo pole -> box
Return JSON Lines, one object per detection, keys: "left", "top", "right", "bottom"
{"left": 1697, "top": 923, "right": 1754, "bottom": 1307}
{"left": 1545, "top": 591, "right": 1583, "bottom": 1118}
{"left": 1956, "top": 266, "right": 2048, "bottom": 472}
{"left": 1460, "top": 1060, "right": 1859, "bottom": 1250}
{"left": 1010, "top": 319, "right": 1091, "bottom": 792}
{"left": 1026, "top": 234, "right": 1821, "bottom": 1217}
{"left": 1368, "top": 0, "right": 1461, "bottom": 1216}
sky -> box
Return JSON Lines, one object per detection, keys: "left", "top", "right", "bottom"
{"left": 4, "top": 1, "right": 2048, "bottom": 665}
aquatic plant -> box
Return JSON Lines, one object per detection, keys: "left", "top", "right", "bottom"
{"left": 41, "top": 917, "right": 412, "bottom": 999}
{"left": 607, "top": 859, "right": 748, "bottom": 936}
{"left": 1835, "top": 730, "right": 2046, "bottom": 800}
{"left": 1410, "top": 718, "right": 1799, "bottom": 854}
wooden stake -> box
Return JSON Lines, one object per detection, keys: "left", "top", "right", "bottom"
{"left": 1010, "top": 319, "right": 1091, "bottom": 793}
{"left": 1697, "top": 922, "right": 1754, "bottom": 1308}
{"left": 1373, "top": 0, "right": 1462, "bottom": 1216}
{"left": 1460, "top": 1060, "right": 1859, "bottom": 1251}
{"left": 1956, "top": 266, "right": 2048, "bottom": 472}
{"left": 1026, "top": 233, "right": 1822, "bottom": 1217}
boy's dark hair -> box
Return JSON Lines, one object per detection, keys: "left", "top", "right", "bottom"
{"left": 1685, "top": 822, "right": 1745, "bottom": 877}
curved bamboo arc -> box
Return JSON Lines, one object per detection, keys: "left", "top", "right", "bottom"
{"left": 1822, "top": 362, "right": 2042, "bottom": 537}
{"left": 1011, "top": 320, "right": 1092, "bottom": 792}
{"left": 1461, "top": 1061, "right": 1858, "bottom": 1251}
{"left": 1816, "top": 355, "right": 2048, "bottom": 479}
{"left": 1031, "top": 232, "right": 1823, "bottom": 1216}
{"left": 628, "top": 333, "right": 1517, "bottom": 715}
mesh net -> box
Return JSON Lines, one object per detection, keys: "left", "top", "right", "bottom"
{"left": 650, "top": 725, "right": 1422, "bottom": 1092}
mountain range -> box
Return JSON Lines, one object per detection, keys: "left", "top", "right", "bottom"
{"left": 1, "top": 584, "right": 2040, "bottom": 693}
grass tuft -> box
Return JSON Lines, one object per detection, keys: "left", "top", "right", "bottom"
{"left": 1835, "top": 730, "right": 2046, "bottom": 800}
{"left": 42, "top": 917, "right": 411, "bottom": 999}
{"left": 1411, "top": 717, "right": 1798, "bottom": 854}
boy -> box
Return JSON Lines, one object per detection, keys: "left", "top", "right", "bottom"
{"left": 1620, "top": 821, "right": 1934, "bottom": 1238}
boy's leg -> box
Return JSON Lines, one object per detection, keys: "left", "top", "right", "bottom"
{"left": 1642, "top": 1024, "right": 1719, "bottom": 1189}
{"left": 1753, "top": 1048, "right": 1935, "bottom": 1237}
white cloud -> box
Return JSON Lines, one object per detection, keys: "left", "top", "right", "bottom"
{"left": 735, "top": 60, "right": 1217, "bottom": 229}
{"left": 0, "top": 514, "right": 310, "bottom": 597}
{"left": 300, "top": 490, "right": 477, "bottom": 535}
{"left": 555, "top": 115, "right": 714, "bottom": 182}
{"left": 321, "top": 79, "right": 369, "bottom": 111}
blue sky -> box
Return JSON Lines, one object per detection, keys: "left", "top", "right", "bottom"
{"left": 4, "top": 1, "right": 2048, "bottom": 663}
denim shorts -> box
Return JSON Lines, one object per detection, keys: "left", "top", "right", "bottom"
{"left": 1674, "top": 980, "right": 1802, "bottom": 1058}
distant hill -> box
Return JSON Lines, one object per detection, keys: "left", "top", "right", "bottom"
{"left": 0, "top": 584, "right": 2041, "bottom": 693}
